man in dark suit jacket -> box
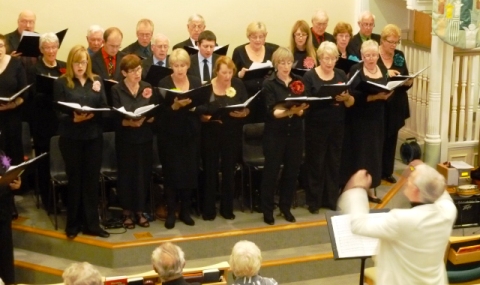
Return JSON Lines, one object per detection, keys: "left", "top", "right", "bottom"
{"left": 122, "top": 19, "right": 154, "bottom": 59}
{"left": 91, "top": 27, "right": 126, "bottom": 82}
{"left": 187, "top": 30, "right": 218, "bottom": 83}
{"left": 141, "top": 33, "right": 170, "bottom": 81}
{"left": 5, "top": 10, "right": 36, "bottom": 56}
{"left": 346, "top": 11, "right": 381, "bottom": 60}
{"left": 310, "top": 10, "right": 335, "bottom": 50}
{"left": 172, "top": 14, "right": 206, "bottom": 50}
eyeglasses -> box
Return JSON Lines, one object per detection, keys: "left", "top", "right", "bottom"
{"left": 363, "top": 54, "right": 379, "bottom": 59}
{"left": 189, "top": 24, "right": 205, "bottom": 31}
{"left": 153, "top": 44, "right": 169, "bottom": 50}
{"left": 0, "top": 44, "right": 5, "bottom": 49}
{"left": 137, "top": 32, "right": 152, "bottom": 38}
{"left": 42, "top": 46, "right": 58, "bottom": 52}
{"left": 73, "top": 61, "right": 88, "bottom": 66}
{"left": 384, "top": 39, "right": 400, "bottom": 45}
{"left": 313, "top": 22, "right": 328, "bottom": 27}
{"left": 337, "top": 34, "right": 351, "bottom": 39}
{"left": 278, "top": 61, "right": 293, "bottom": 66}
{"left": 127, "top": 66, "right": 142, "bottom": 74}
{"left": 294, "top": 33, "right": 308, "bottom": 38}
{"left": 106, "top": 43, "right": 122, "bottom": 50}
{"left": 360, "top": 22, "right": 375, "bottom": 28}
{"left": 249, "top": 35, "right": 266, "bottom": 41}
{"left": 321, "top": 56, "right": 338, "bottom": 63}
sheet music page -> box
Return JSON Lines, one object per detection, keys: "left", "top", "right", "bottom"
{"left": 332, "top": 213, "right": 387, "bottom": 258}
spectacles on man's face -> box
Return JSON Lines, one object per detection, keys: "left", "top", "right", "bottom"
{"left": 360, "top": 22, "right": 375, "bottom": 28}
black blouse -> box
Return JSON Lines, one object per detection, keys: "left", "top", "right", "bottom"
{"left": 303, "top": 67, "right": 348, "bottom": 123}
{"left": 232, "top": 42, "right": 278, "bottom": 95}
{"left": 0, "top": 57, "right": 27, "bottom": 119}
{"left": 157, "top": 75, "right": 202, "bottom": 137}
{"left": 262, "top": 73, "right": 307, "bottom": 136}
{"left": 53, "top": 76, "right": 108, "bottom": 140}
{"left": 111, "top": 80, "right": 158, "bottom": 144}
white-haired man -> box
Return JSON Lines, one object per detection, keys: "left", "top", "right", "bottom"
{"left": 338, "top": 160, "right": 457, "bottom": 285}
{"left": 122, "top": 19, "right": 154, "bottom": 59}
{"left": 141, "top": 33, "right": 170, "bottom": 79}
{"left": 346, "top": 11, "right": 381, "bottom": 60}
{"left": 172, "top": 14, "right": 206, "bottom": 50}
{"left": 62, "top": 262, "right": 103, "bottom": 285}
{"left": 310, "top": 10, "right": 335, "bottom": 49}
{"left": 151, "top": 242, "right": 200, "bottom": 285}
{"left": 86, "top": 25, "right": 104, "bottom": 55}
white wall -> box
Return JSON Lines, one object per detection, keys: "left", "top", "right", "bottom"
{"left": 369, "top": 0, "right": 411, "bottom": 34}
{"left": 0, "top": 0, "right": 360, "bottom": 60}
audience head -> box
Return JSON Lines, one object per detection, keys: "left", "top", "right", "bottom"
{"left": 311, "top": 10, "right": 329, "bottom": 36}
{"left": 317, "top": 41, "right": 339, "bottom": 69}
{"left": 65, "top": 45, "right": 94, "bottom": 84}
{"left": 360, "top": 39, "right": 379, "bottom": 63}
{"left": 333, "top": 22, "right": 353, "bottom": 51}
{"left": 86, "top": 25, "right": 104, "bottom": 53}
{"left": 151, "top": 33, "right": 169, "bottom": 61}
{"left": 187, "top": 14, "right": 206, "bottom": 41}
{"left": 39, "top": 32, "right": 60, "bottom": 64}
{"left": 380, "top": 24, "right": 401, "bottom": 51}
{"left": 151, "top": 242, "right": 185, "bottom": 282}
{"left": 214, "top": 56, "right": 236, "bottom": 82}
{"left": 405, "top": 163, "right": 446, "bottom": 203}
{"left": 103, "top": 27, "right": 123, "bottom": 57}
{"left": 136, "top": 19, "right": 154, "bottom": 47}
{"left": 229, "top": 240, "right": 262, "bottom": 278}
{"left": 197, "top": 30, "right": 216, "bottom": 58}
{"left": 358, "top": 11, "right": 375, "bottom": 37}
{"left": 62, "top": 262, "right": 103, "bottom": 285}
{"left": 169, "top": 48, "right": 190, "bottom": 76}
{"left": 120, "top": 54, "right": 142, "bottom": 80}
{"left": 0, "top": 34, "right": 9, "bottom": 61}
{"left": 17, "top": 10, "right": 36, "bottom": 34}
{"left": 246, "top": 22, "right": 267, "bottom": 50}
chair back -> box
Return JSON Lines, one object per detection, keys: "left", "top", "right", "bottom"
{"left": 242, "top": 123, "right": 265, "bottom": 166}
{"left": 49, "top": 135, "right": 66, "bottom": 178}
{"left": 101, "top": 132, "right": 117, "bottom": 172}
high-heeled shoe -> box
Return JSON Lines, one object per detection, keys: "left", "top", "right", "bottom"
{"left": 136, "top": 213, "right": 150, "bottom": 228}
{"left": 368, "top": 196, "right": 383, "bottom": 204}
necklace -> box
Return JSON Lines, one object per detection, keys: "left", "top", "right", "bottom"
{"left": 365, "top": 66, "right": 378, "bottom": 74}
{"left": 125, "top": 81, "right": 139, "bottom": 96}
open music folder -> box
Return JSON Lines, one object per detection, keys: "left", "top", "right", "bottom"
{"left": 183, "top": 44, "right": 229, "bottom": 56}
{"left": 0, "top": 152, "right": 47, "bottom": 188}
{"left": 113, "top": 104, "right": 159, "bottom": 119}
{"left": 16, "top": 28, "right": 68, "bottom": 57}
{"left": 326, "top": 209, "right": 389, "bottom": 259}
{"left": 0, "top": 84, "right": 32, "bottom": 102}
{"left": 157, "top": 84, "right": 213, "bottom": 108}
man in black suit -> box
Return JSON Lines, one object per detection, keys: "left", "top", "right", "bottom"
{"left": 187, "top": 30, "right": 218, "bottom": 83}
{"left": 91, "top": 27, "right": 126, "bottom": 82}
{"left": 346, "top": 11, "right": 381, "bottom": 60}
{"left": 122, "top": 19, "right": 154, "bottom": 59}
{"left": 310, "top": 10, "right": 335, "bottom": 50}
{"left": 86, "top": 25, "right": 104, "bottom": 56}
{"left": 5, "top": 10, "right": 36, "bottom": 56}
{"left": 141, "top": 33, "right": 170, "bottom": 79}
{"left": 172, "top": 14, "right": 206, "bottom": 50}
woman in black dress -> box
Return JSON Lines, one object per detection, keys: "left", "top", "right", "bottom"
{"left": 158, "top": 48, "right": 201, "bottom": 229}
{"left": 199, "top": 56, "right": 249, "bottom": 221}
{"left": 343, "top": 40, "right": 392, "bottom": 202}
{"left": 53, "top": 45, "right": 109, "bottom": 238}
{"left": 232, "top": 21, "right": 278, "bottom": 123}
{"left": 303, "top": 41, "right": 354, "bottom": 213}
{"left": 378, "top": 24, "right": 412, "bottom": 184}
{"left": 289, "top": 20, "right": 317, "bottom": 69}
{"left": 31, "top": 32, "right": 66, "bottom": 211}
{"left": 111, "top": 54, "right": 158, "bottom": 229}
{"left": 333, "top": 22, "right": 357, "bottom": 62}
{"left": 261, "top": 47, "right": 309, "bottom": 225}
{"left": 0, "top": 150, "right": 21, "bottom": 284}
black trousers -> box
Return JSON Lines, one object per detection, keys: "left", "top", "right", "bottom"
{"left": 59, "top": 136, "right": 102, "bottom": 233}
{"left": 382, "top": 132, "right": 399, "bottom": 178}
{"left": 305, "top": 120, "right": 344, "bottom": 210}
{"left": 201, "top": 123, "right": 241, "bottom": 217}
{"left": 0, "top": 114, "right": 24, "bottom": 165}
{"left": 0, "top": 217, "right": 14, "bottom": 284}
{"left": 260, "top": 134, "right": 304, "bottom": 214}
{"left": 116, "top": 139, "right": 152, "bottom": 213}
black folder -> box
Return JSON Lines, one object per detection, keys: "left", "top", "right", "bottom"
{"left": 16, "top": 28, "right": 68, "bottom": 57}
{"left": 36, "top": 74, "right": 57, "bottom": 94}
{"left": 282, "top": 96, "right": 332, "bottom": 108}
{"left": 0, "top": 84, "right": 32, "bottom": 103}
{"left": 0, "top": 153, "right": 47, "bottom": 188}
{"left": 103, "top": 79, "right": 119, "bottom": 106}
{"left": 335, "top": 57, "right": 360, "bottom": 74}
{"left": 317, "top": 69, "right": 360, "bottom": 98}
{"left": 210, "top": 90, "right": 260, "bottom": 119}
{"left": 291, "top": 68, "right": 310, "bottom": 77}
{"left": 356, "top": 79, "right": 408, "bottom": 94}
{"left": 183, "top": 45, "right": 229, "bottom": 56}
{"left": 157, "top": 84, "right": 213, "bottom": 108}
{"left": 243, "top": 67, "right": 274, "bottom": 81}
{"left": 144, "top": 65, "right": 173, "bottom": 86}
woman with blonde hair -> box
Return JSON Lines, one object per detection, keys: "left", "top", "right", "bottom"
{"left": 53, "top": 45, "right": 109, "bottom": 238}
{"left": 289, "top": 20, "right": 317, "bottom": 69}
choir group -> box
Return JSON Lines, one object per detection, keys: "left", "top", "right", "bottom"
{"left": 0, "top": 9, "right": 412, "bottom": 238}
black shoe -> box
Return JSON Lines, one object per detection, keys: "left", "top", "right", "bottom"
{"left": 179, "top": 213, "right": 195, "bottom": 226}
{"left": 368, "top": 196, "right": 383, "bottom": 204}
{"left": 165, "top": 215, "right": 176, "bottom": 229}
{"left": 308, "top": 206, "right": 319, "bottom": 214}
{"left": 220, "top": 212, "right": 236, "bottom": 220}
{"left": 66, "top": 231, "right": 79, "bottom": 239}
{"left": 202, "top": 214, "right": 216, "bottom": 221}
{"left": 382, "top": 175, "right": 397, "bottom": 184}
{"left": 263, "top": 214, "right": 275, "bottom": 225}
{"left": 83, "top": 228, "right": 110, "bottom": 238}
{"left": 280, "top": 209, "right": 296, "bottom": 223}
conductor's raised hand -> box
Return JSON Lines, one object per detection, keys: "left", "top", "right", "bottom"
{"left": 343, "top": 169, "right": 372, "bottom": 193}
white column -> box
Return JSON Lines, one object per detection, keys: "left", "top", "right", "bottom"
{"left": 425, "top": 33, "right": 450, "bottom": 166}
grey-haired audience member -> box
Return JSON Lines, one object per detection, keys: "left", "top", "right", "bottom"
{"left": 62, "top": 262, "right": 103, "bottom": 285}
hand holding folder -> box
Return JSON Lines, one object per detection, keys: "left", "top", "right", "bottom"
{"left": 0, "top": 153, "right": 47, "bottom": 188}
{"left": 157, "top": 84, "right": 213, "bottom": 108}
{"left": 0, "top": 84, "right": 32, "bottom": 103}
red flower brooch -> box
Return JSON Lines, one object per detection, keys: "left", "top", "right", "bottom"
{"left": 142, "top": 87, "right": 152, "bottom": 99}
{"left": 303, "top": 57, "right": 315, "bottom": 69}
{"left": 290, "top": 80, "right": 304, "bottom": 95}
{"left": 59, "top": 67, "right": 67, "bottom": 74}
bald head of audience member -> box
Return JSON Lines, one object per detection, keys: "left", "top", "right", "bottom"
{"left": 187, "top": 14, "right": 206, "bottom": 42}
{"left": 151, "top": 33, "right": 169, "bottom": 61}
{"left": 103, "top": 27, "right": 123, "bottom": 57}
{"left": 358, "top": 11, "right": 376, "bottom": 38}
{"left": 136, "top": 19, "right": 154, "bottom": 48}
{"left": 311, "top": 10, "right": 329, "bottom": 36}
{"left": 62, "top": 262, "right": 103, "bottom": 285}
{"left": 17, "top": 10, "right": 36, "bottom": 34}
{"left": 86, "top": 25, "right": 104, "bottom": 54}
{"left": 151, "top": 242, "right": 186, "bottom": 282}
